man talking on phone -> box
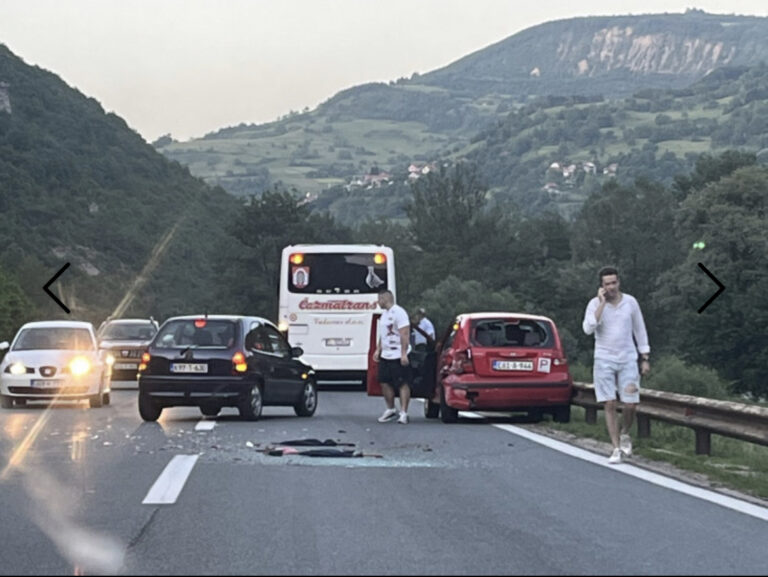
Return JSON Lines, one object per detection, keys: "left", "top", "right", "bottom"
{"left": 583, "top": 266, "right": 650, "bottom": 464}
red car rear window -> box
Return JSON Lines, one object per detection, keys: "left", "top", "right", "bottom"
{"left": 470, "top": 319, "right": 552, "bottom": 348}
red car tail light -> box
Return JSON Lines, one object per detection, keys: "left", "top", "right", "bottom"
{"left": 451, "top": 348, "right": 475, "bottom": 374}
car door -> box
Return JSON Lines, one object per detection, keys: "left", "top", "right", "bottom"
{"left": 262, "top": 325, "right": 305, "bottom": 403}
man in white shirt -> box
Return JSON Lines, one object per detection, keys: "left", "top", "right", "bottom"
{"left": 411, "top": 307, "right": 435, "bottom": 351}
{"left": 373, "top": 290, "right": 412, "bottom": 424}
{"left": 583, "top": 266, "right": 651, "bottom": 464}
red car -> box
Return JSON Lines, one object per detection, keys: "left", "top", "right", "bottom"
{"left": 426, "top": 313, "right": 573, "bottom": 423}
{"left": 366, "top": 312, "right": 573, "bottom": 424}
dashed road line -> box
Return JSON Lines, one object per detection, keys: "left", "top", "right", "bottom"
{"left": 195, "top": 420, "right": 216, "bottom": 431}
{"left": 142, "top": 455, "right": 199, "bottom": 505}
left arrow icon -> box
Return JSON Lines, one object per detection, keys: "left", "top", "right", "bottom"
{"left": 43, "top": 262, "right": 71, "bottom": 314}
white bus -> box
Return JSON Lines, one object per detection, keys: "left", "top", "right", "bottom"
{"left": 278, "top": 244, "right": 395, "bottom": 386}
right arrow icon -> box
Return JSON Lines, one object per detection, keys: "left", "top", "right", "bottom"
{"left": 697, "top": 263, "right": 725, "bottom": 314}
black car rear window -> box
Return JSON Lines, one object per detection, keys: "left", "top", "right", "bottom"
{"left": 470, "top": 319, "right": 552, "bottom": 348}
{"left": 155, "top": 319, "right": 238, "bottom": 349}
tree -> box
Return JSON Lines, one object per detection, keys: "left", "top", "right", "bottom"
{"left": 654, "top": 165, "right": 768, "bottom": 398}
{"left": 226, "top": 189, "right": 352, "bottom": 317}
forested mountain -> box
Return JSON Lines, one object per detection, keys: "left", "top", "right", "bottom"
{"left": 0, "top": 44, "right": 244, "bottom": 333}
{"left": 157, "top": 10, "right": 768, "bottom": 209}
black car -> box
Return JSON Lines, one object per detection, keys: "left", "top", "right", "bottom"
{"left": 137, "top": 315, "right": 317, "bottom": 421}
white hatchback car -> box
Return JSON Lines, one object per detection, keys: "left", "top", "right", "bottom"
{"left": 0, "top": 320, "right": 111, "bottom": 409}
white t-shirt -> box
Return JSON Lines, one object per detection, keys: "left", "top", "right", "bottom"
{"left": 379, "top": 304, "right": 411, "bottom": 360}
{"left": 413, "top": 317, "right": 435, "bottom": 346}
{"left": 582, "top": 293, "right": 650, "bottom": 363}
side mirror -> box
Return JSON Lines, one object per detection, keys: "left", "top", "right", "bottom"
{"left": 291, "top": 346, "right": 304, "bottom": 358}
{"left": 0, "top": 341, "right": 9, "bottom": 351}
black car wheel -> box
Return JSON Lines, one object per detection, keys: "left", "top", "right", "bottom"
{"left": 239, "top": 383, "right": 263, "bottom": 421}
{"left": 139, "top": 392, "right": 162, "bottom": 422}
{"left": 424, "top": 398, "right": 440, "bottom": 419}
{"left": 0, "top": 395, "right": 13, "bottom": 409}
{"left": 102, "top": 392, "right": 111, "bottom": 406}
{"left": 439, "top": 386, "right": 458, "bottom": 423}
{"left": 294, "top": 380, "right": 317, "bottom": 417}
{"left": 200, "top": 405, "right": 221, "bottom": 417}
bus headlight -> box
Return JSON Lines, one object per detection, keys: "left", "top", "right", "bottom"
{"left": 69, "top": 357, "right": 92, "bottom": 376}
{"left": 9, "top": 362, "right": 27, "bottom": 375}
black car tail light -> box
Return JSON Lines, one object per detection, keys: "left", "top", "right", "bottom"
{"left": 138, "top": 352, "right": 150, "bottom": 372}
{"left": 232, "top": 351, "right": 247, "bottom": 373}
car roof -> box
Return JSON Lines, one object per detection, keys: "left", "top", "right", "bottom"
{"left": 20, "top": 320, "right": 94, "bottom": 330}
{"left": 457, "top": 312, "right": 555, "bottom": 324}
{"left": 162, "top": 315, "right": 276, "bottom": 326}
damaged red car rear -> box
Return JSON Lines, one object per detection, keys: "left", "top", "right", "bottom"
{"left": 431, "top": 313, "right": 573, "bottom": 423}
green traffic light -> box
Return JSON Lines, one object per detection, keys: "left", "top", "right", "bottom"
{"left": 692, "top": 241, "right": 706, "bottom": 250}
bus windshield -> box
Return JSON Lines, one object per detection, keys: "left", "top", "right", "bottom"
{"left": 288, "top": 253, "right": 388, "bottom": 294}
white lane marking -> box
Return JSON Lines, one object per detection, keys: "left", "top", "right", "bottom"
{"left": 492, "top": 422, "right": 768, "bottom": 522}
{"left": 195, "top": 420, "right": 216, "bottom": 431}
{"left": 142, "top": 455, "right": 199, "bottom": 505}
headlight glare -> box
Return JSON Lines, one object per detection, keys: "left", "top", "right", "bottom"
{"left": 9, "top": 362, "right": 27, "bottom": 375}
{"left": 69, "top": 357, "right": 91, "bottom": 376}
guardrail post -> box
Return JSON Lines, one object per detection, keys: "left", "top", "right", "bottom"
{"left": 637, "top": 414, "right": 651, "bottom": 438}
{"left": 695, "top": 429, "right": 711, "bottom": 455}
{"left": 585, "top": 406, "right": 597, "bottom": 425}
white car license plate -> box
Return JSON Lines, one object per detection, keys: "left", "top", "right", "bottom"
{"left": 171, "top": 363, "right": 208, "bottom": 374}
{"left": 492, "top": 360, "right": 533, "bottom": 371}
{"left": 31, "top": 379, "right": 64, "bottom": 388}
{"left": 114, "top": 363, "right": 137, "bottom": 370}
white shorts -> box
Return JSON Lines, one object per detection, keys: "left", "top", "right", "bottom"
{"left": 593, "top": 359, "right": 640, "bottom": 404}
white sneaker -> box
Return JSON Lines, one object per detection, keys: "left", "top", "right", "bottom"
{"left": 620, "top": 434, "right": 633, "bottom": 457}
{"left": 608, "top": 448, "right": 623, "bottom": 464}
{"left": 397, "top": 411, "right": 409, "bottom": 424}
{"left": 378, "top": 408, "right": 398, "bottom": 423}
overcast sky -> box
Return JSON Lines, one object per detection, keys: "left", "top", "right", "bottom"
{"left": 1, "top": 1, "right": 767, "bottom": 142}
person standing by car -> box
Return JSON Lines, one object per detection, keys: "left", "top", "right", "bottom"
{"left": 373, "top": 289, "right": 412, "bottom": 424}
{"left": 410, "top": 307, "right": 435, "bottom": 351}
{"left": 582, "top": 266, "right": 650, "bottom": 464}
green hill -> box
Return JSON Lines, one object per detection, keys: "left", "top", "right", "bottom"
{"left": 156, "top": 10, "right": 768, "bottom": 207}
{"left": 0, "top": 44, "right": 243, "bottom": 333}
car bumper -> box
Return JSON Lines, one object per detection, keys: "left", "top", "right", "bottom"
{"left": 443, "top": 376, "right": 572, "bottom": 411}
{"left": 1, "top": 374, "right": 104, "bottom": 399}
{"left": 139, "top": 375, "right": 254, "bottom": 406}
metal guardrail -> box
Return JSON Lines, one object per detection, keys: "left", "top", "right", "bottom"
{"left": 571, "top": 382, "right": 768, "bottom": 455}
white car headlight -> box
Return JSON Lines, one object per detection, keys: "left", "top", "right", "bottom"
{"left": 9, "top": 362, "right": 27, "bottom": 375}
{"left": 105, "top": 353, "right": 115, "bottom": 366}
{"left": 69, "top": 357, "right": 92, "bottom": 376}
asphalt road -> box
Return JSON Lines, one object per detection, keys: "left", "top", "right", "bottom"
{"left": 0, "top": 389, "right": 766, "bottom": 575}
